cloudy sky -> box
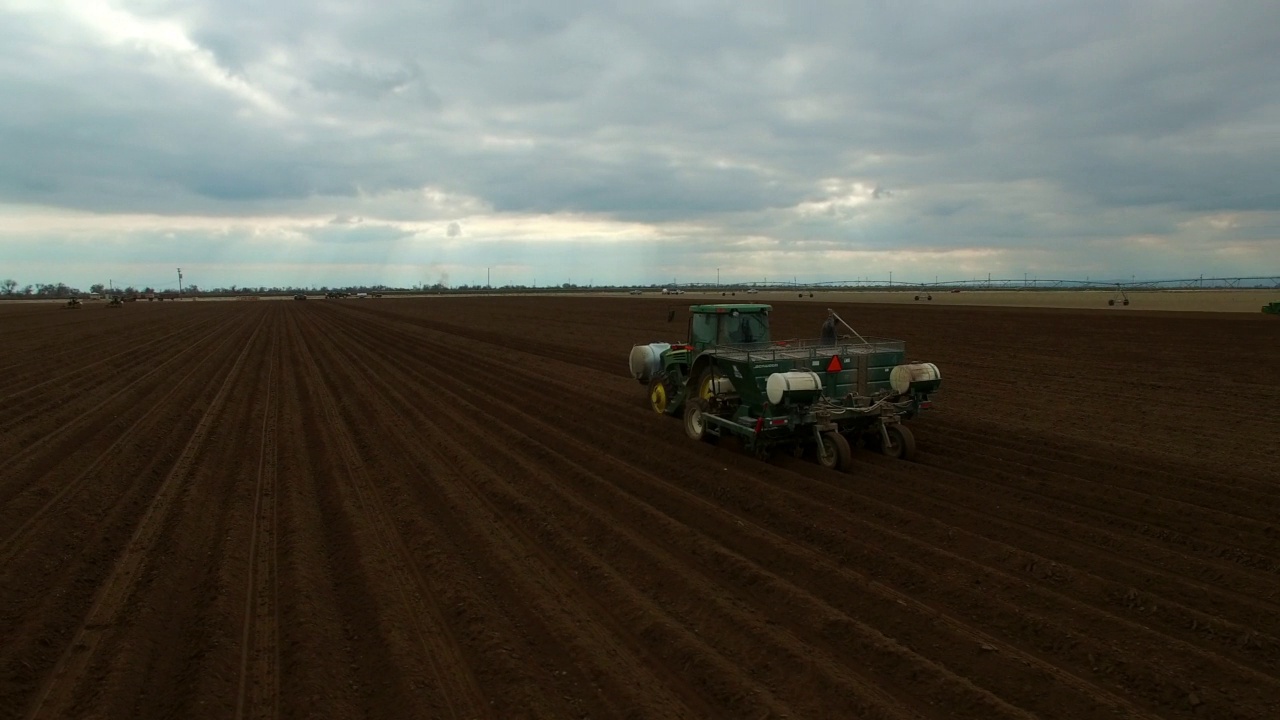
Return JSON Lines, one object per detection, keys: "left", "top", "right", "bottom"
{"left": 1, "top": 0, "right": 1277, "bottom": 290}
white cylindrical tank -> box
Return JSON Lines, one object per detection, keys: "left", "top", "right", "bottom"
{"left": 628, "top": 343, "right": 671, "bottom": 383}
{"left": 709, "top": 377, "right": 736, "bottom": 396}
{"left": 889, "top": 362, "right": 942, "bottom": 394}
{"left": 766, "top": 370, "right": 823, "bottom": 405}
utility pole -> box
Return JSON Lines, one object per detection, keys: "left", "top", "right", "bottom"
{"left": 177, "top": 268, "right": 183, "bottom": 298}
{"left": 487, "top": 267, "right": 490, "bottom": 289}
{"left": 716, "top": 267, "right": 719, "bottom": 288}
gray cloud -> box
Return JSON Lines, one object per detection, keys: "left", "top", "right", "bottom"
{"left": 0, "top": 0, "right": 1277, "bottom": 287}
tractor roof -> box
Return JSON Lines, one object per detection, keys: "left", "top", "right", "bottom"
{"left": 688, "top": 303, "right": 771, "bottom": 314}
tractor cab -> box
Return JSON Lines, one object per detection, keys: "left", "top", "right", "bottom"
{"left": 687, "top": 304, "right": 771, "bottom": 352}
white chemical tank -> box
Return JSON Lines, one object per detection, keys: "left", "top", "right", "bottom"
{"left": 709, "top": 376, "right": 736, "bottom": 396}
{"left": 766, "top": 370, "right": 824, "bottom": 405}
{"left": 889, "top": 362, "right": 942, "bottom": 394}
{"left": 628, "top": 343, "right": 671, "bottom": 383}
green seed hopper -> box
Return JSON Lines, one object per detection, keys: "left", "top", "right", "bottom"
{"left": 1263, "top": 302, "right": 1280, "bottom": 315}
{"left": 629, "top": 304, "right": 941, "bottom": 471}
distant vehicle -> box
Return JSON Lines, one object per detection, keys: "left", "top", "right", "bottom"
{"left": 629, "top": 289, "right": 643, "bottom": 295}
{"left": 294, "top": 294, "right": 307, "bottom": 300}
{"left": 746, "top": 288, "right": 758, "bottom": 294}
{"left": 356, "top": 292, "right": 368, "bottom": 299}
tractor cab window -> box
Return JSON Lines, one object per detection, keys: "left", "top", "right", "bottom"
{"left": 690, "top": 313, "right": 719, "bottom": 346}
{"left": 718, "top": 312, "right": 769, "bottom": 345}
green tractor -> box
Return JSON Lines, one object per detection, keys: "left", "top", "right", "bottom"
{"left": 629, "top": 304, "right": 941, "bottom": 470}
{"left": 1263, "top": 302, "right": 1280, "bottom": 315}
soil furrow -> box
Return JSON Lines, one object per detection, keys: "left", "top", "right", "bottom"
{"left": 319, "top": 305, "right": 1140, "bottom": 718}
{"left": 0, "top": 313, "right": 242, "bottom": 490}
{"left": 322, "top": 302, "right": 1280, "bottom": 717}
{"left": 24, "top": 311, "right": 268, "bottom": 720}
{"left": 237, "top": 315, "right": 282, "bottom": 720}
{"left": 3, "top": 296, "right": 1277, "bottom": 720}
{"left": 304, "top": 307, "right": 808, "bottom": 719}
{"left": 0, "top": 314, "right": 250, "bottom": 566}
{"left": 0, "top": 313, "right": 261, "bottom": 719}
{"left": 288, "top": 308, "right": 490, "bottom": 719}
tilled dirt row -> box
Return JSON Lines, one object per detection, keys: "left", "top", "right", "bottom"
{"left": 0, "top": 312, "right": 236, "bottom": 484}
{"left": 1, "top": 305, "right": 272, "bottom": 719}
{"left": 0, "top": 297, "right": 1276, "bottom": 719}
{"left": 327, "top": 297, "right": 1280, "bottom": 718}
{"left": 0, "top": 303, "right": 228, "bottom": 388}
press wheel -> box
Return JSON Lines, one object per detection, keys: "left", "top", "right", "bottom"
{"left": 817, "top": 431, "right": 852, "bottom": 472}
{"left": 880, "top": 424, "right": 916, "bottom": 461}
{"left": 684, "top": 398, "right": 712, "bottom": 442}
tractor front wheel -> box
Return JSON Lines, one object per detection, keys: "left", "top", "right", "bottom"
{"left": 880, "top": 424, "right": 917, "bottom": 461}
{"left": 817, "top": 431, "right": 852, "bottom": 472}
{"left": 648, "top": 376, "right": 672, "bottom": 414}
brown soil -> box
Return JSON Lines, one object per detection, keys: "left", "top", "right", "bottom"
{"left": 1, "top": 297, "right": 1277, "bottom": 719}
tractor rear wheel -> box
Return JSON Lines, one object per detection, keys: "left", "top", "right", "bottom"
{"left": 648, "top": 376, "right": 672, "bottom": 414}
{"left": 880, "top": 424, "right": 916, "bottom": 461}
{"left": 697, "top": 367, "right": 727, "bottom": 401}
{"left": 817, "top": 431, "right": 852, "bottom": 472}
{"left": 683, "top": 398, "right": 716, "bottom": 444}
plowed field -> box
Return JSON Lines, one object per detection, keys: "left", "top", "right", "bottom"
{"left": 1, "top": 297, "right": 1277, "bottom": 720}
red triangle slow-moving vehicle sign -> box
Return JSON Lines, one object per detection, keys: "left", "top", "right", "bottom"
{"left": 826, "top": 355, "right": 843, "bottom": 373}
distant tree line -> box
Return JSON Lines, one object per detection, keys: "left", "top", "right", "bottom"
{"left": 1, "top": 278, "right": 714, "bottom": 298}
{"left": 0, "top": 279, "right": 202, "bottom": 297}
{"left": 1, "top": 279, "right": 83, "bottom": 297}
